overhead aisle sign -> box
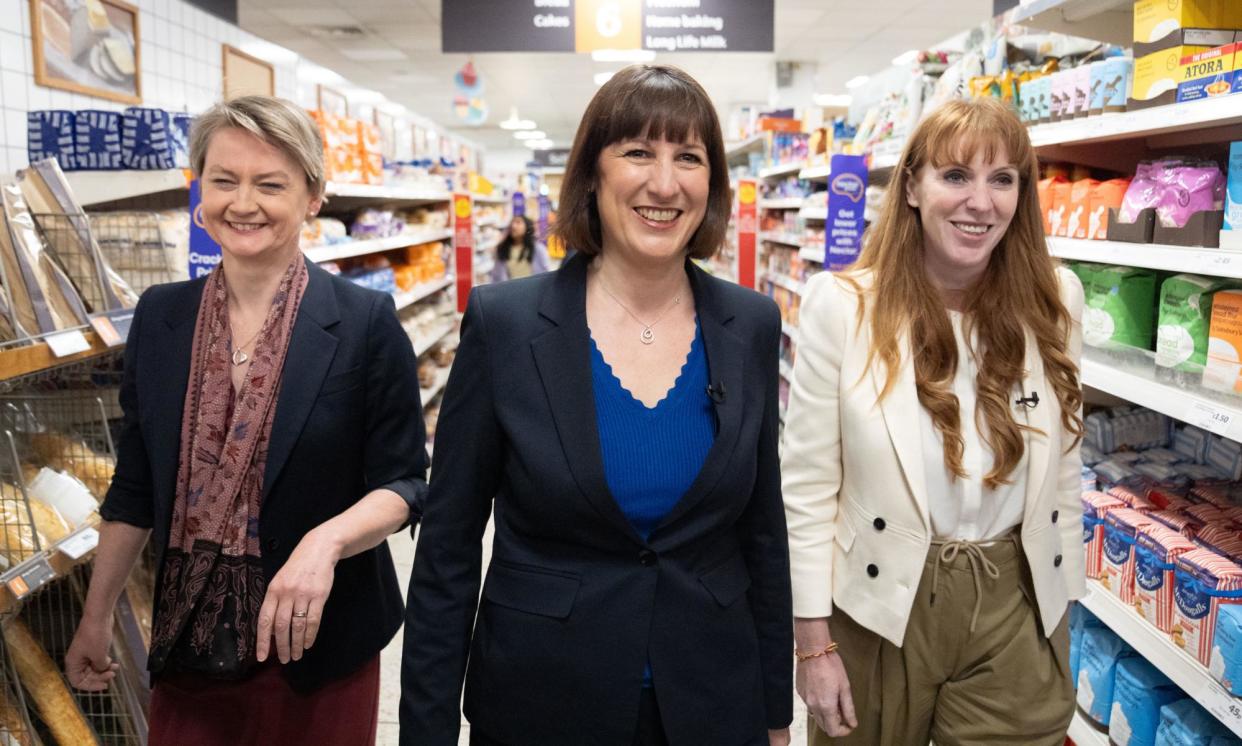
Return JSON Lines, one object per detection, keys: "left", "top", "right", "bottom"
{"left": 442, "top": 1, "right": 774, "bottom": 53}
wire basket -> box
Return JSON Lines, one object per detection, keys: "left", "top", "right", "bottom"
{"left": 87, "top": 211, "right": 189, "bottom": 295}
{"left": 27, "top": 213, "right": 121, "bottom": 317}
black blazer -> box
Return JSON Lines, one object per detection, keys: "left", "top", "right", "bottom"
{"left": 401, "top": 254, "right": 793, "bottom": 745}
{"left": 100, "top": 259, "right": 427, "bottom": 692}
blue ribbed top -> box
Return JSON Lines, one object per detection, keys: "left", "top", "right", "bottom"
{"left": 589, "top": 323, "right": 715, "bottom": 541}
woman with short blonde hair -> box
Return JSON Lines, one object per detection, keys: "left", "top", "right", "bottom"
{"left": 784, "top": 97, "right": 1084, "bottom": 745}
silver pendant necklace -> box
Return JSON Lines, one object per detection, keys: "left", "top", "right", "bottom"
{"left": 230, "top": 325, "right": 264, "bottom": 366}
{"left": 597, "top": 278, "right": 682, "bottom": 345}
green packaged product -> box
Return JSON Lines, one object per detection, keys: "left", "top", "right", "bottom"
{"left": 1082, "top": 265, "right": 1157, "bottom": 350}
{"left": 1156, "top": 274, "right": 1238, "bottom": 371}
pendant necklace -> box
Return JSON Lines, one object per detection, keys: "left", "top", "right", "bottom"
{"left": 230, "top": 324, "right": 264, "bottom": 366}
{"left": 597, "top": 278, "right": 682, "bottom": 345}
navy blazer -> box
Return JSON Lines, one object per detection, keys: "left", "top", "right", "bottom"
{"left": 400, "top": 254, "right": 793, "bottom": 745}
{"left": 100, "top": 259, "right": 427, "bottom": 691}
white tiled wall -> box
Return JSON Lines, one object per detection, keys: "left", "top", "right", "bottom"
{"left": 0, "top": 0, "right": 327, "bottom": 177}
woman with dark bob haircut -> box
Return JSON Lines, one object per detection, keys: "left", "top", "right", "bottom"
{"left": 401, "top": 64, "right": 793, "bottom": 746}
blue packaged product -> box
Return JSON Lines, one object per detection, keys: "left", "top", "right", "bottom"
{"left": 1174, "top": 426, "right": 1212, "bottom": 464}
{"left": 172, "top": 113, "right": 193, "bottom": 169}
{"left": 1083, "top": 465, "right": 1100, "bottom": 493}
{"left": 1078, "top": 625, "right": 1135, "bottom": 726}
{"left": 1211, "top": 604, "right": 1242, "bottom": 695}
{"left": 1208, "top": 436, "right": 1242, "bottom": 481}
{"left": 72, "top": 110, "right": 124, "bottom": 170}
{"left": 1110, "top": 657, "right": 1183, "bottom": 746}
{"left": 1155, "top": 698, "right": 1228, "bottom": 745}
{"left": 122, "top": 107, "right": 180, "bottom": 170}
{"left": 1071, "top": 604, "right": 1107, "bottom": 685}
{"left": 26, "top": 111, "right": 75, "bottom": 169}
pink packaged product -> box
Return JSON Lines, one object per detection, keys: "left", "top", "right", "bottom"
{"left": 1191, "top": 484, "right": 1232, "bottom": 507}
{"left": 1108, "top": 485, "right": 1155, "bottom": 512}
{"left": 1173, "top": 548, "right": 1242, "bottom": 666}
{"left": 1119, "top": 158, "right": 1226, "bottom": 229}
{"left": 1134, "top": 523, "right": 1197, "bottom": 632}
{"left": 1101, "top": 508, "right": 1155, "bottom": 603}
{"left": 1153, "top": 510, "right": 1203, "bottom": 540}
{"left": 1083, "top": 491, "right": 1127, "bottom": 579}
{"left": 1195, "top": 525, "right": 1242, "bottom": 563}
{"left": 1185, "top": 503, "right": 1228, "bottom": 525}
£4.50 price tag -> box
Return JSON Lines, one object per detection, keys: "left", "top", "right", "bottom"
{"left": 1187, "top": 401, "right": 1235, "bottom": 437}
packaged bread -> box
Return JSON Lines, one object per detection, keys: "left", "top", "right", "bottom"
{"left": 0, "top": 481, "right": 72, "bottom": 565}
{"left": 2, "top": 618, "right": 98, "bottom": 745}
{"left": 29, "top": 433, "right": 115, "bottom": 499}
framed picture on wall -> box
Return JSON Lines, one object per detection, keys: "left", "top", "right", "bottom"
{"left": 374, "top": 109, "right": 396, "bottom": 161}
{"left": 222, "top": 44, "right": 275, "bottom": 100}
{"left": 317, "top": 85, "right": 348, "bottom": 117}
{"left": 30, "top": 0, "right": 142, "bottom": 105}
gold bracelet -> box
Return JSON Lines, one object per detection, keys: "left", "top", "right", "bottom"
{"left": 794, "top": 641, "right": 839, "bottom": 662}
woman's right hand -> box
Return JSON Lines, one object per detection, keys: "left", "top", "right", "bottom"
{"left": 65, "top": 615, "right": 119, "bottom": 691}
{"left": 796, "top": 650, "right": 857, "bottom": 737}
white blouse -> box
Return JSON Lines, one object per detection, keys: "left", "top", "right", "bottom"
{"left": 919, "top": 311, "right": 1029, "bottom": 542}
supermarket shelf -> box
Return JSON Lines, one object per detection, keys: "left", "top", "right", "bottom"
{"left": 477, "top": 218, "right": 506, "bottom": 229}
{"left": 471, "top": 193, "right": 509, "bottom": 204}
{"left": 420, "top": 366, "right": 452, "bottom": 407}
{"left": 1028, "top": 94, "right": 1242, "bottom": 149}
{"left": 0, "top": 523, "right": 101, "bottom": 615}
{"left": 763, "top": 272, "right": 804, "bottom": 295}
{"left": 725, "top": 134, "right": 766, "bottom": 161}
{"left": 1048, "top": 237, "right": 1242, "bottom": 279}
{"left": 781, "top": 322, "right": 799, "bottom": 345}
{"left": 394, "top": 275, "right": 453, "bottom": 312}
{"left": 1011, "top": 0, "right": 1132, "bottom": 46}
{"left": 475, "top": 257, "right": 496, "bottom": 277}
{"left": 800, "top": 246, "right": 826, "bottom": 264}
{"left": 758, "top": 162, "right": 803, "bottom": 180}
{"left": 303, "top": 230, "right": 452, "bottom": 264}
{"left": 412, "top": 320, "right": 455, "bottom": 358}
{"left": 799, "top": 164, "right": 832, "bottom": 181}
{"left": 1080, "top": 357, "right": 1242, "bottom": 444}
{"left": 799, "top": 207, "right": 828, "bottom": 221}
{"left": 1080, "top": 580, "right": 1242, "bottom": 737}
{"left": 759, "top": 232, "right": 803, "bottom": 248}
{"left": 64, "top": 168, "right": 190, "bottom": 206}
{"left": 869, "top": 139, "right": 905, "bottom": 172}
{"left": 779, "top": 358, "right": 793, "bottom": 383}
{"left": 476, "top": 235, "right": 502, "bottom": 253}
{"left": 1067, "top": 709, "right": 1109, "bottom": 746}
{"left": 0, "top": 331, "right": 116, "bottom": 382}
{"left": 324, "top": 182, "right": 451, "bottom": 203}
{"left": 759, "top": 198, "right": 805, "bottom": 210}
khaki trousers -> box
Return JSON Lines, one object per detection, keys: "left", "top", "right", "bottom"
{"left": 810, "top": 533, "right": 1074, "bottom": 746}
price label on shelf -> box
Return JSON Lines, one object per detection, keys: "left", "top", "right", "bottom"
{"left": 1204, "top": 685, "right": 1242, "bottom": 737}
{"left": 44, "top": 330, "right": 90, "bottom": 358}
{"left": 1186, "top": 401, "right": 1236, "bottom": 437}
{"left": 57, "top": 526, "right": 99, "bottom": 560}
{"left": 2, "top": 556, "right": 54, "bottom": 600}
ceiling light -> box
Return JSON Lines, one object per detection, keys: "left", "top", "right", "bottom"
{"left": 591, "top": 49, "right": 656, "bottom": 63}
{"left": 296, "top": 62, "right": 346, "bottom": 85}
{"left": 379, "top": 101, "right": 406, "bottom": 115}
{"left": 891, "top": 49, "right": 919, "bottom": 67}
{"left": 499, "top": 107, "right": 537, "bottom": 130}
{"left": 525, "top": 139, "right": 555, "bottom": 150}
{"left": 514, "top": 130, "right": 547, "bottom": 140}
{"left": 814, "top": 93, "right": 853, "bottom": 107}
{"left": 594, "top": 71, "right": 616, "bottom": 86}
{"left": 845, "top": 75, "right": 869, "bottom": 89}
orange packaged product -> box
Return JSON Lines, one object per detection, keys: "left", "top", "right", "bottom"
{"left": 1038, "top": 176, "right": 1066, "bottom": 235}
{"left": 1088, "top": 178, "right": 1131, "bottom": 240}
{"left": 1048, "top": 180, "right": 1074, "bottom": 237}
{"left": 1068, "top": 179, "right": 1099, "bottom": 239}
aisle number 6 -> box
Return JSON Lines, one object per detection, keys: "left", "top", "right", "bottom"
{"left": 597, "top": 2, "right": 622, "bottom": 38}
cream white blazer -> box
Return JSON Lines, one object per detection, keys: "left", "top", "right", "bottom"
{"left": 782, "top": 267, "right": 1085, "bottom": 646}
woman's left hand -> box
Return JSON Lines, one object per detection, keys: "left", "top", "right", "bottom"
{"left": 768, "top": 728, "right": 791, "bottom": 746}
{"left": 255, "top": 527, "right": 341, "bottom": 664}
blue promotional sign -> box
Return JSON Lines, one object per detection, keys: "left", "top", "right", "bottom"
{"left": 825, "top": 154, "right": 868, "bottom": 271}
{"left": 511, "top": 191, "right": 525, "bottom": 218}
{"left": 188, "top": 180, "right": 223, "bottom": 279}
{"left": 538, "top": 194, "right": 550, "bottom": 241}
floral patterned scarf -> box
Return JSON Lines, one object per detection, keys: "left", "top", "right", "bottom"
{"left": 150, "top": 256, "right": 309, "bottom": 678}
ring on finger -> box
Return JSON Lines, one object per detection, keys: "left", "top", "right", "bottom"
{"left": 292, "top": 609, "right": 308, "bottom": 618}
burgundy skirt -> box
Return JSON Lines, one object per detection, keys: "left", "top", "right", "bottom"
{"left": 149, "top": 655, "right": 381, "bottom": 746}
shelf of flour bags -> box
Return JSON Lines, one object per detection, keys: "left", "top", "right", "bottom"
{"left": 1067, "top": 709, "right": 1110, "bottom": 746}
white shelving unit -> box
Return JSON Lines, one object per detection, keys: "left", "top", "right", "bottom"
{"left": 1067, "top": 710, "right": 1110, "bottom": 746}
{"left": 1012, "top": 0, "right": 1135, "bottom": 47}
{"left": 302, "top": 229, "right": 453, "bottom": 264}
{"left": 798, "top": 164, "right": 832, "bottom": 181}
{"left": 1080, "top": 581, "right": 1242, "bottom": 736}
{"left": 394, "top": 276, "right": 453, "bottom": 312}
{"left": 759, "top": 197, "right": 805, "bottom": 210}
{"left": 471, "top": 193, "right": 509, "bottom": 204}
{"left": 324, "top": 182, "right": 451, "bottom": 203}
{"left": 412, "top": 320, "right": 456, "bottom": 358}
{"left": 759, "top": 232, "right": 803, "bottom": 248}
{"left": 757, "top": 162, "right": 803, "bottom": 180}
{"left": 1080, "top": 357, "right": 1242, "bottom": 444}
{"left": 799, "top": 206, "right": 828, "bottom": 221}
{"left": 781, "top": 322, "right": 799, "bottom": 345}
{"left": 1028, "top": 94, "right": 1242, "bottom": 149}
{"left": 420, "top": 366, "right": 452, "bottom": 408}
{"left": 800, "top": 246, "right": 826, "bottom": 264}
{"left": 1049, "top": 238, "right": 1242, "bottom": 279}
{"left": 65, "top": 169, "right": 189, "bottom": 206}
{"left": 763, "top": 272, "right": 804, "bottom": 295}
{"left": 724, "top": 134, "right": 766, "bottom": 162}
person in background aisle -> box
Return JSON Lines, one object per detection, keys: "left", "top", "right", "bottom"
{"left": 783, "top": 97, "right": 1085, "bottom": 745}
{"left": 63, "top": 95, "right": 427, "bottom": 746}
{"left": 401, "top": 64, "right": 792, "bottom": 746}
{"left": 491, "top": 214, "right": 549, "bottom": 282}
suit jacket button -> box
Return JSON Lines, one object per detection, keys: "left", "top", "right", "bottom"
{"left": 1054, "top": 554, "right": 1063, "bottom": 567}
{"left": 266, "top": 538, "right": 280, "bottom": 552}
{"left": 639, "top": 550, "right": 657, "bottom": 567}
{"left": 1051, "top": 510, "right": 1059, "bottom": 524}
{"left": 866, "top": 564, "right": 879, "bottom": 578}
{"left": 873, "top": 517, "right": 886, "bottom": 531}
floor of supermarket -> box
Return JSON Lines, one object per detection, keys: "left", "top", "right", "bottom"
{"left": 375, "top": 524, "right": 811, "bottom": 745}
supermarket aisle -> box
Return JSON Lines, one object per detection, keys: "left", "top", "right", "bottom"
{"left": 376, "top": 523, "right": 810, "bottom": 745}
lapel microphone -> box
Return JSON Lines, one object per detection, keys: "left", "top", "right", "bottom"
{"left": 706, "top": 382, "right": 726, "bottom": 404}
{"left": 1015, "top": 391, "right": 1040, "bottom": 409}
